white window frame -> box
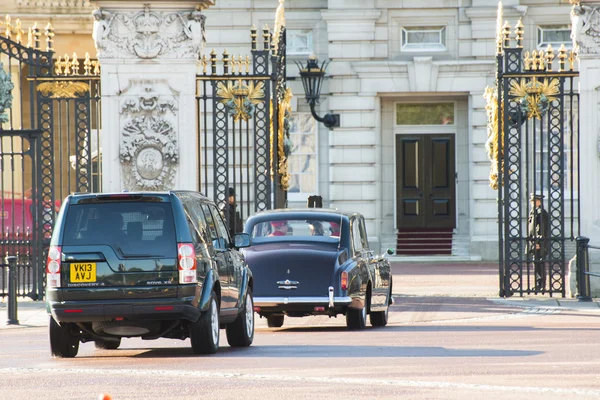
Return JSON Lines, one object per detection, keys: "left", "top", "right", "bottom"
{"left": 537, "top": 25, "right": 572, "bottom": 50}
{"left": 287, "top": 113, "right": 318, "bottom": 202}
{"left": 401, "top": 26, "right": 446, "bottom": 52}
{"left": 286, "top": 29, "right": 314, "bottom": 56}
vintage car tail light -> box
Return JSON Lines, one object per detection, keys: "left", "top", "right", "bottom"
{"left": 253, "top": 306, "right": 261, "bottom": 313}
{"left": 340, "top": 271, "right": 348, "bottom": 290}
{"left": 178, "top": 243, "right": 197, "bottom": 284}
{"left": 46, "top": 245, "right": 62, "bottom": 288}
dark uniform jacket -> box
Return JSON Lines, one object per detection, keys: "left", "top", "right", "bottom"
{"left": 221, "top": 202, "right": 243, "bottom": 237}
{"left": 527, "top": 206, "right": 550, "bottom": 257}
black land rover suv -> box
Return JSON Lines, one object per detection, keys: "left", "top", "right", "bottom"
{"left": 46, "top": 191, "right": 253, "bottom": 357}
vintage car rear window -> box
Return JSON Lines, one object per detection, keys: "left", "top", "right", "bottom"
{"left": 250, "top": 218, "right": 341, "bottom": 242}
{"left": 62, "top": 202, "right": 176, "bottom": 257}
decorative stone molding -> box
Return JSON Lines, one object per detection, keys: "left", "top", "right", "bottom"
{"left": 571, "top": 3, "right": 600, "bottom": 55}
{"left": 93, "top": 4, "right": 205, "bottom": 60}
{"left": 16, "top": 0, "right": 92, "bottom": 8}
{"left": 119, "top": 81, "right": 179, "bottom": 191}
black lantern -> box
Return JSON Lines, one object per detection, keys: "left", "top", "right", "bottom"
{"left": 296, "top": 56, "right": 340, "bottom": 129}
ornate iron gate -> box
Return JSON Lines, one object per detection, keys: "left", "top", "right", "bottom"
{"left": 197, "top": 18, "right": 290, "bottom": 233}
{"left": 487, "top": 8, "right": 580, "bottom": 297}
{"left": 0, "top": 20, "right": 100, "bottom": 299}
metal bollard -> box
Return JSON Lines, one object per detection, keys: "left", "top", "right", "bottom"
{"left": 5, "top": 255, "right": 19, "bottom": 325}
{"left": 576, "top": 236, "right": 592, "bottom": 302}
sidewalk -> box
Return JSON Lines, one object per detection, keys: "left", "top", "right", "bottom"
{"left": 2, "top": 261, "right": 599, "bottom": 329}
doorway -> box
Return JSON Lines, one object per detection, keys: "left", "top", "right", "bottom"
{"left": 395, "top": 134, "right": 456, "bottom": 230}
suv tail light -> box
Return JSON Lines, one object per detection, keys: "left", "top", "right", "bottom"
{"left": 178, "top": 243, "right": 197, "bottom": 284}
{"left": 341, "top": 271, "right": 348, "bottom": 290}
{"left": 46, "top": 246, "right": 62, "bottom": 288}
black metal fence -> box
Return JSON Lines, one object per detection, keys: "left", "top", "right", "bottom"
{"left": 491, "top": 17, "right": 580, "bottom": 297}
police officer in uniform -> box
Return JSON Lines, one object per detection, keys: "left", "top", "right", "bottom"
{"left": 527, "top": 193, "right": 549, "bottom": 291}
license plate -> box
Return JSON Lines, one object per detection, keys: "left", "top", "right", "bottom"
{"left": 70, "top": 262, "right": 96, "bottom": 283}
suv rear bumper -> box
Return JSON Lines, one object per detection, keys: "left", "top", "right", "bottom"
{"left": 48, "top": 297, "right": 201, "bottom": 324}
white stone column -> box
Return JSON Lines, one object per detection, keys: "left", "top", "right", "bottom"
{"left": 571, "top": 1, "right": 600, "bottom": 295}
{"left": 91, "top": 0, "right": 213, "bottom": 192}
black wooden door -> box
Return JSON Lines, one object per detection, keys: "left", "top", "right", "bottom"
{"left": 395, "top": 134, "right": 456, "bottom": 229}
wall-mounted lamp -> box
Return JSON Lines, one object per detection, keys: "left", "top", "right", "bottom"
{"left": 295, "top": 56, "right": 340, "bottom": 129}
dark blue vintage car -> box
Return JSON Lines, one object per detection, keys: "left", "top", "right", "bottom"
{"left": 243, "top": 209, "right": 393, "bottom": 330}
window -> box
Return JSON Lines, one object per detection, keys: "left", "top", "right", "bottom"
{"left": 537, "top": 25, "right": 572, "bottom": 49}
{"left": 287, "top": 113, "right": 317, "bottom": 197}
{"left": 396, "top": 103, "right": 454, "bottom": 126}
{"left": 401, "top": 26, "right": 446, "bottom": 52}
{"left": 287, "top": 29, "right": 313, "bottom": 55}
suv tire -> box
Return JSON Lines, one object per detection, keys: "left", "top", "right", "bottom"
{"left": 266, "top": 315, "right": 284, "bottom": 328}
{"left": 94, "top": 337, "right": 122, "bottom": 350}
{"left": 226, "top": 288, "right": 254, "bottom": 347}
{"left": 190, "top": 290, "right": 220, "bottom": 354}
{"left": 49, "top": 317, "right": 80, "bottom": 358}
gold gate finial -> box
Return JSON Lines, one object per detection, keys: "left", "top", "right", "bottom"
{"left": 496, "top": 2, "right": 503, "bottom": 54}
{"left": 273, "top": 0, "right": 286, "bottom": 54}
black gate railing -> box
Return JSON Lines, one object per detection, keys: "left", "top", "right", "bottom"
{"left": 0, "top": 20, "right": 100, "bottom": 299}
{"left": 487, "top": 11, "right": 580, "bottom": 298}
{"left": 196, "top": 23, "right": 289, "bottom": 234}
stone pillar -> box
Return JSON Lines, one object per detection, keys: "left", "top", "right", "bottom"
{"left": 571, "top": 1, "right": 600, "bottom": 296}
{"left": 90, "top": 0, "right": 213, "bottom": 192}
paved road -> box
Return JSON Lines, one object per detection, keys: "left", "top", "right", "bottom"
{"left": 1, "top": 262, "right": 600, "bottom": 400}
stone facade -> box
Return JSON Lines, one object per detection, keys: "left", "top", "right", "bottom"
{"left": 5, "top": 0, "right": 585, "bottom": 263}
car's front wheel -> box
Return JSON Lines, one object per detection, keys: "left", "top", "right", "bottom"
{"left": 94, "top": 337, "right": 122, "bottom": 350}
{"left": 346, "top": 305, "right": 367, "bottom": 330}
{"left": 266, "top": 315, "right": 284, "bottom": 328}
{"left": 49, "top": 317, "right": 80, "bottom": 358}
{"left": 226, "top": 288, "right": 254, "bottom": 347}
{"left": 190, "top": 290, "right": 220, "bottom": 354}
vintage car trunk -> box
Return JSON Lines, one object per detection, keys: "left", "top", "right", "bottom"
{"left": 244, "top": 242, "right": 340, "bottom": 298}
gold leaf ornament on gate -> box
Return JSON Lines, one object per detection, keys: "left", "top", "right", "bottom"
{"left": 216, "top": 79, "right": 265, "bottom": 122}
{"left": 508, "top": 78, "right": 560, "bottom": 120}
{"left": 37, "top": 81, "right": 90, "bottom": 98}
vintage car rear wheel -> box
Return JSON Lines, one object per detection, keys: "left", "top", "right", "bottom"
{"left": 190, "top": 290, "right": 220, "bottom": 354}
{"left": 267, "top": 315, "right": 284, "bottom": 328}
{"left": 370, "top": 306, "right": 389, "bottom": 327}
{"left": 226, "top": 289, "right": 255, "bottom": 347}
{"left": 346, "top": 306, "right": 367, "bottom": 330}
{"left": 49, "top": 317, "right": 80, "bottom": 358}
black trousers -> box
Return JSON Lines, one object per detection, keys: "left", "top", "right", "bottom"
{"left": 532, "top": 250, "right": 546, "bottom": 288}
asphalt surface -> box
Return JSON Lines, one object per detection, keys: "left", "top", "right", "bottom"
{"left": 2, "top": 261, "right": 599, "bottom": 329}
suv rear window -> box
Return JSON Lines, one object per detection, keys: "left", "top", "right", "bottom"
{"left": 62, "top": 202, "right": 176, "bottom": 257}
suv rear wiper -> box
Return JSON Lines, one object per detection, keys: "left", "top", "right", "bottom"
{"left": 115, "top": 246, "right": 165, "bottom": 259}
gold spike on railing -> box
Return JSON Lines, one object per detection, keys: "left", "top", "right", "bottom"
{"left": 27, "top": 26, "right": 32, "bottom": 48}
{"left": 245, "top": 55, "right": 250, "bottom": 74}
{"left": 210, "top": 49, "right": 217, "bottom": 75}
{"left": 545, "top": 44, "right": 554, "bottom": 72}
{"left": 515, "top": 19, "right": 524, "bottom": 49}
{"left": 91, "top": 59, "right": 100, "bottom": 75}
{"left": 250, "top": 25, "right": 257, "bottom": 51}
{"left": 501, "top": 20, "right": 511, "bottom": 49}
{"left": 5, "top": 15, "right": 12, "bottom": 39}
{"left": 71, "top": 52, "right": 79, "bottom": 75}
{"left": 569, "top": 49, "right": 576, "bottom": 71}
{"left": 524, "top": 51, "right": 532, "bottom": 71}
{"left": 222, "top": 49, "right": 230, "bottom": 75}
{"left": 263, "top": 24, "right": 270, "bottom": 51}
{"left": 201, "top": 54, "right": 207, "bottom": 75}
{"left": 45, "top": 22, "right": 54, "bottom": 52}
{"left": 15, "top": 19, "right": 22, "bottom": 44}
{"left": 32, "top": 22, "right": 40, "bottom": 49}
{"left": 84, "top": 52, "right": 91, "bottom": 75}
{"left": 558, "top": 44, "right": 567, "bottom": 72}
{"left": 231, "top": 54, "right": 237, "bottom": 74}
{"left": 55, "top": 55, "right": 63, "bottom": 75}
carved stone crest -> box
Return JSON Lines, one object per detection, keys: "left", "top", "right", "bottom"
{"left": 571, "top": 3, "right": 600, "bottom": 55}
{"left": 0, "top": 63, "right": 14, "bottom": 124}
{"left": 120, "top": 83, "right": 179, "bottom": 190}
{"left": 93, "top": 4, "right": 206, "bottom": 60}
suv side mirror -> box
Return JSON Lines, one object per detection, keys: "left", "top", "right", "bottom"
{"left": 234, "top": 232, "right": 251, "bottom": 248}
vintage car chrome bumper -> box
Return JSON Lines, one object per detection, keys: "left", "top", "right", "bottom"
{"left": 254, "top": 296, "right": 352, "bottom": 307}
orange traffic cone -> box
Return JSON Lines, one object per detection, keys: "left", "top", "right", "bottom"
{"left": 98, "top": 394, "right": 112, "bottom": 400}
